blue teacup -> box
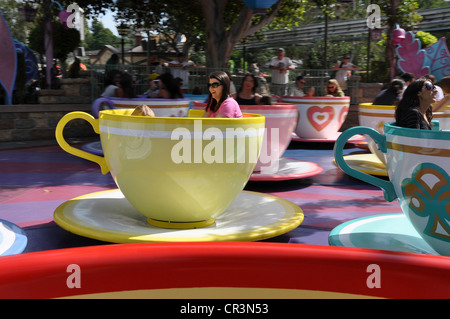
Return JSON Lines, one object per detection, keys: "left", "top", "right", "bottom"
{"left": 334, "top": 122, "right": 450, "bottom": 256}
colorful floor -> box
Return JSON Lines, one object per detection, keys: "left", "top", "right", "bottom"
{"left": 0, "top": 137, "right": 403, "bottom": 253}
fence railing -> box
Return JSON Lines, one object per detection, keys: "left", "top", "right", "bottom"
{"left": 88, "top": 64, "right": 360, "bottom": 104}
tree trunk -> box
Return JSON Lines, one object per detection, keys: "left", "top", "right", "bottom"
{"left": 387, "top": 0, "right": 399, "bottom": 80}
{"left": 199, "top": 0, "right": 282, "bottom": 68}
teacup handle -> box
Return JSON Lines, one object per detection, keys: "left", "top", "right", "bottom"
{"left": 55, "top": 111, "right": 109, "bottom": 174}
{"left": 333, "top": 126, "right": 397, "bottom": 202}
{"left": 91, "top": 97, "right": 114, "bottom": 118}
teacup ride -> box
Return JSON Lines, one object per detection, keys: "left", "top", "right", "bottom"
{"left": 0, "top": 220, "right": 27, "bottom": 257}
{"left": 333, "top": 123, "right": 450, "bottom": 256}
{"left": 340, "top": 103, "right": 450, "bottom": 177}
{"left": 84, "top": 97, "right": 192, "bottom": 155}
{"left": 54, "top": 109, "right": 304, "bottom": 243}
{"left": 280, "top": 96, "right": 365, "bottom": 144}
{"left": 192, "top": 102, "right": 323, "bottom": 181}
{"left": 1, "top": 242, "right": 450, "bottom": 299}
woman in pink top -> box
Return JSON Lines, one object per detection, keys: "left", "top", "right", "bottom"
{"left": 203, "top": 71, "right": 243, "bottom": 118}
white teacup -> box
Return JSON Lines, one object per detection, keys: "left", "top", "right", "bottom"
{"left": 92, "top": 97, "right": 191, "bottom": 118}
{"left": 335, "top": 123, "right": 450, "bottom": 256}
{"left": 192, "top": 102, "right": 298, "bottom": 173}
{"left": 282, "top": 96, "right": 350, "bottom": 139}
{"left": 359, "top": 103, "right": 450, "bottom": 164}
{"left": 55, "top": 109, "right": 265, "bottom": 228}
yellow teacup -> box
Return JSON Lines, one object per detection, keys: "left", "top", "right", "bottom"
{"left": 55, "top": 109, "right": 265, "bottom": 228}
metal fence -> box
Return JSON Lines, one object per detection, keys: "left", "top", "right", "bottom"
{"left": 88, "top": 64, "right": 360, "bottom": 104}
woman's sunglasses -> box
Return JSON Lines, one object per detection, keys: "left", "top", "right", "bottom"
{"left": 208, "top": 82, "right": 222, "bottom": 89}
{"left": 327, "top": 86, "right": 336, "bottom": 89}
{"left": 424, "top": 82, "right": 435, "bottom": 91}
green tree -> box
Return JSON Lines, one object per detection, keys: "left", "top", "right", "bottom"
{"left": 416, "top": 31, "right": 438, "bottom": 48}
{"left": 84, "top": 18, "right": 120, "bottom": 51}
{"left": 0, "top": 0, "right": 33, "bottom": 43}
{"left": 76, "top": 0, "right": 308, "bottom": 68}
{"left": 28, "top": 18, "right": 80, "bottom": 68}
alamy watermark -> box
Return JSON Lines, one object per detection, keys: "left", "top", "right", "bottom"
{"left": 170, "top": 120, "right": 280, "bottom": 174}
{"left": 65, "top": 3, "right": 81, "bottom": 29}
{"left": 366, "top": 4, "right": 381, "bottom": 29}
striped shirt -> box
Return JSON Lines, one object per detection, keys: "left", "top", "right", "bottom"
{"left": 396, "top": 108, "right": 432, "bottom": 130}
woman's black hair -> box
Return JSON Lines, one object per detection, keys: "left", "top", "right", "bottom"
{"left": 388, "top": 78, "right": 405, "bottom": 96}
{"left": 395, "top": 78, "right": 432, "bottom": 124}
{"left": 119, "top": 72, "right": 136, "bottom": 98}
{"left": 158, "top": 73, "right": 183, "bottom": 99}
{"left": 206, "top": 71, "right": 231, "bottom": 113}
{"left": 238, "top": 73, "right": 258, "bottom": 94}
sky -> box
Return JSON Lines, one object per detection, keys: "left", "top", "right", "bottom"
{"left": 96, "top": 9, "right": 119, "bottom": 36}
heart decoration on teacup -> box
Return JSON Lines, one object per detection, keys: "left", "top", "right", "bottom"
{"left": 339, "top": 107, "right": 349, "bottom": 127}
{"left": 307, "top": 106, "right": 334, "bottom": 131}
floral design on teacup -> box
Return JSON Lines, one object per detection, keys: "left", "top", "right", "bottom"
{"left": 402, "top": 163, "right": 450, "bottom": 241}
{"left": 307, "top": 106, "right": 334, "bottom": 131}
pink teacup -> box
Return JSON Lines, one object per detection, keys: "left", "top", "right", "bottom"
{"left": 193, "top": 102, "right": 298, "bottom": 173}
{"left": 281, "top": 96, "right": 350, "bottom": 139}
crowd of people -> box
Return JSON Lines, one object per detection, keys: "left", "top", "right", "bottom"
{"left": 99, "top": 50, "right": 450, "bottom": 127}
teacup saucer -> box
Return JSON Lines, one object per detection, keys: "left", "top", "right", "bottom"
{"left": 250, "top": 158, "right": 323, "bottom": 181}
{"left": 81, "top": 141, "right": 103, "bottom": 156}
{"left": 0, "top": 220, "right": 27, "bottom": 256}
{"left": 291, "top": 132, "right": 365, "bottom": 143}
{"left": 329, "top": 214, "right": 438, "bottom": 255}
{"left": 333, "top": 153, "right": 388, "bottom": 176}
{"left": 54, "top": 189, "right": 304, "bottom": 243}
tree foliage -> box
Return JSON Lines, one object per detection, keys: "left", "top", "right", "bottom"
{"left": 84, "top": 18, "right": 120, "bottom": 51}
{"left": 28, "top": 18, "right": 80, "bottom": 63}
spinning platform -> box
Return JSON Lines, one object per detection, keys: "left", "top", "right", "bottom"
{"left": 249, "top": 158, "right": 323, "bottom": 181}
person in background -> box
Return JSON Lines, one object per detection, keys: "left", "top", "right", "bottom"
{"left": 399, "top": 72, "right": 416, "bottom": 98}
{"left": 325, "top": 79, "right": 345, "bottom": 97}
{"left": 331, "top": 54, "right": 361, "bottom": 92}
{"left": 269, "top": 48, "right": 295, "bottom": 96}
{"left": 395, "top": 78, "right": 436, "bottom": 130}
{"left": 258, "top": 95, "right": 272, "bottom": 105}
{"left": 144, "top": 73, "right": 160, "bottom": 97}
{"left": 233, "top": 73, "right": 261, "bottom": 105}
{"left": 117, "top": 72, "right": 136, "bottom": 98}
{"left": 105, "top": 53, "right": 120, "bottom": 78}
{"left": 373, "top": 78, "right": 405, "bottom": 106}
{"left": 101, "top": 69, "right": 121, "bottom": 97}
{"left": 305, "top": 86, "right": 315, "bottom": 97}
{"left": 168, "top": 53, "right": 196, "bottom": 93}
{"left": 151, "top": 73, "right": 183, "bottom": 99}
{"left": 430, "top": 75, "right": 450, "bottom": 112}
{"left": 288, "top": 75, "right": 306, "bottom": 96}
{"left": 203, "top": 71, "right": 242, "bottom": 118}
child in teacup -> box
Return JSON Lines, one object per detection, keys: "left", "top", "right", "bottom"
{"left": 395, "top": 78, "right": 437, "bottom": 130}
{"left": 131, "top": 105, "right": 155, "bottom": 117}
{"left": 203, "top": 71, "right": 243, "bottom": 118}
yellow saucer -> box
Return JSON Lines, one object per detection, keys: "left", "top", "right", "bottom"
{"left": 333, "top": 153, "right": 388, "bottom": 176}
{"left": 53, "top": 190, "right": 304, "bottom": 243}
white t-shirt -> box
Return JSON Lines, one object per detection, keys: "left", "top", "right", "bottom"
{"left": 269, "top": 57, "right": 293, "bottom": 84}
{"left": 101, "top": 84, "right": 118, "bottom": 97}
{"left": 335, "top": 61, "right": 354, "bottom": 83}
{"left": 169, "top": 60, "right": 193, "bottom": 89}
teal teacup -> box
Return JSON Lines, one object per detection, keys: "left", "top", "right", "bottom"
{"left": 334, "top": 122, "right": 450, "bottom": 256}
